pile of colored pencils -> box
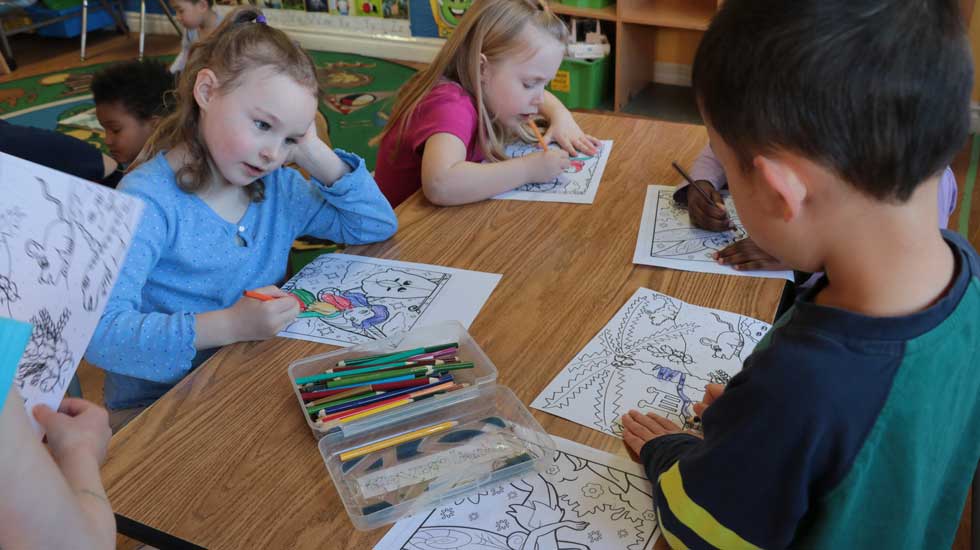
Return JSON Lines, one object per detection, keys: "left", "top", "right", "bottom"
{"left": 294, "top": 342, "right": 473, "bottom": 430}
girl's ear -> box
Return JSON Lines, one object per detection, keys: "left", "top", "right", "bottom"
{"left": 193, "top": 69, "right": 219, "bottom": 111}
{"left": 479, "top": 53, "right": 489, "bottom": 83}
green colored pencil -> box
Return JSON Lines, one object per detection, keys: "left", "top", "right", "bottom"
{"left": 325, "top": 362, "right": 474, "bottom": 388}
{"left": 337, "top": 343, "right": 458, "bottom": 367}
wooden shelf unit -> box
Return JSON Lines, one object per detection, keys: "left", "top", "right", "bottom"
{"left": 552, "top": 0, "right": 723, "bottom": 112}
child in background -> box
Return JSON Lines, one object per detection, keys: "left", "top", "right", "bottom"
{"left": 677, "top": 146, "right": 960, "bottom": 271}
{"left": 85, "top": 7, "right": 397, "bottom": 431}
{"left": 93, "top": 59, "right": 175, "bottom": 169}
{"left": 622, "top": 0, "right": 980, "bottom": 547}
{"left": 0, "top": 318, "right": 114, "bottom": 550}
{"left": 374, "top": 0, "right": 601, "bottom": 207}
{"left": 169, "top": 0, "right": 223, "bottom": 73}
{"left": 0, "top": 120, "right": 121, "bottom": 187}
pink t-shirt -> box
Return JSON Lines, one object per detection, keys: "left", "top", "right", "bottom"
{"left": 375, "top": 81, "right": 485, "bottom": 207}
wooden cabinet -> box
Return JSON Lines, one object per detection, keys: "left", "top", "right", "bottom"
{"left": 551, "top": 0, "right": 722, "bottom": 112}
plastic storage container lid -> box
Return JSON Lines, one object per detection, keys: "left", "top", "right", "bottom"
{"left": 289, "top": 320, "right": 499, "bottom": 440}
{"left": 319, "top": 385, "right": 555, "bottom": 531}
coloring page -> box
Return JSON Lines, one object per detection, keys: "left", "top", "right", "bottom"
{"left": 0, "top": 153, "right": 142, "bottom": 425}
{"left": 492, "top": 140, "right": 613, "bottom": 204}
{"left": 532, "top": 288, "right": 771, "bottom": 437}
{"left": 634, "top": 185, "right": 794, "bottom": 280}
{"left": 279, "top": 254, "right": 501, "bottom": 346}
{"left": 376, "top": 436, "right": 660, "bottom": 550}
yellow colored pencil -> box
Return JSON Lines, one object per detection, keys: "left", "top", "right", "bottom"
{"left": 336, "top": 397, "right": 413, "bottom": 425}
{"left": 339, "top": 420, "right": 459, "bottom": 462}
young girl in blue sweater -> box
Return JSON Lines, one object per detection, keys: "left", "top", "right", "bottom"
{"left": 86, "top": 7, "right": 397, "bottom": 428}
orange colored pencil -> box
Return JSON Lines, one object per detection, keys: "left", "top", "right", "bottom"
{"left": 529, "top": 119, "right": 549, "bottom": 151}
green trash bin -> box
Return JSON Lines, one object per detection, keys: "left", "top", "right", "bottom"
{"left": 547, "top": 55, "right": 611, "bottom": 110}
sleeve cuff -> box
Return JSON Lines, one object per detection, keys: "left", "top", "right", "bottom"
{"left": 640, "top": 432, "right": 702, "bottom": 475}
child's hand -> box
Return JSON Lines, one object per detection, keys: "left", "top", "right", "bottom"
{"left": 33, "top": 398, "right": 111, "bottom": 466}
{"left": 622, "top": 410, "right": 696, "bottom": 457}
{"left": 229, "top": 285, "right": 300, "bottom": 342}
{"left": 693, "top": 383, "right": 725, "bottom": 417}
{"left": 285, "top": 119, "right": 323, "bottom": 169}
{"left": 543, "top": 112, "right": 601, "bottom": 156}
{"left": 687, "top": 180, "right": 732, "bottom": 232}
{"left": 523, "top": 149, "right": 570, "bottom": 183}
{"left": 714, "top": 238, "right": 787, "bottom": 271}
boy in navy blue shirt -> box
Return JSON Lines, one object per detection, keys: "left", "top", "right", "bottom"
{"left": 622, "top": 0, "right": 980, "bottom": 547}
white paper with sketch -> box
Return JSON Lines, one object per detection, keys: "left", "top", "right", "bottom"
{"left": 278, "top": 254, "right": 501, "bottom": 347}
{"left": 532, "top": 288, "right": 771, "bottom": 437}
{"left": 633, "top": 185, "right": 794, "bottom": 280}
{"left": 492, "top": 140, "right": 613, "bottom": 204}
{"left": 0, "top": 152, "right": 143, "bottom": 423}
{"left": 375, "top": 436, "right": 660, "bottom": 550}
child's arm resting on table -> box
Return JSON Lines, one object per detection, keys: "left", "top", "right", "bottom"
{"left": 624, "top": 345, "right": 848, "bottom": 549}
{"left": 420, "top": 132, "right": 569, "bottom": 205}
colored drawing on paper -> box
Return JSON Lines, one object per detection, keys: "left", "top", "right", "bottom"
{"left": 375, "top": 437, "right": 660, "bottom": 550}
{"left": 492, "top": 140, "right": 613, "bottom": 204}
{"left": 633, "top": 185, "right": 794, "bottom": 280}
{"left": 531, "top": 288, "right": 770, "bottom": 437}
{"left": 279, "top": 254, "right": 501, "bottom": 347}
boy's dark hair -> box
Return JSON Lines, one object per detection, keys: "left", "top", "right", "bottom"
{"left": 92, "top": 59, "right": 176, "bottom": 121}
{"left": 693, "top": 0, "right": 973, "bottom": 202}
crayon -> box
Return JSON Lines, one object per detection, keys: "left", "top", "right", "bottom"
{"left": 529, "top": 119, "right": 548, "bottom": 151}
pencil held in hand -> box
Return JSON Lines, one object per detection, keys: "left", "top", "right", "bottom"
{"left": 529, "top": 119, "right": 549, "bottom": 151}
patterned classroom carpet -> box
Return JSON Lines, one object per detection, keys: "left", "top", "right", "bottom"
{"left": 0, "top": 51, "right": 417, "bottom": 171}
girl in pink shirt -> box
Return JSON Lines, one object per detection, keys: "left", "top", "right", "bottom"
{"left": 374, "top": 0, "right": 601, "bottom": 207}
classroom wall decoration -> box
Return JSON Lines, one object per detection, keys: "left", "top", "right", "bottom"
{"left": 492, "top": 140, "right": 614, "bottom": 204}
{"left": 531, "top": 288, "right": 771, "bottom": 437}
{"left": 279, "top": 254, "right": 501, "bottom": 347}
{"left": 633, "top": 185, "right": 794, "bottom": 280}
{"left": 375, "top": 436, "right": 660, "bottom": 550}
{"left": 0, "top": 153, "right": 142, "bottom": 428}
{"left": 427, "top": 0, "right": 472, "bottom": 37}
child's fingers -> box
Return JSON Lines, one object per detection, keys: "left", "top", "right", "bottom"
{"left": 556, "top": 136, "right": 577, "bottom": 156}
{"left": 253, "top": 285, "right": 290, "bottom": 298}
{"left": 693, "top": 402, "right": 708, "bottom": 416}
{"left": 32, "top": 404, "right": 58, "bottom": 427}
{"left": 645, "top": 412, "right": 681, "bottom": 432}
{"left": 622, "top": 429, "right": 647, "bottom": 456}
{"left": 704, "top": 383, "right": 725, "bottom": 403}
{"left": 622, "top": 410, "right": 656, "bottom": 440}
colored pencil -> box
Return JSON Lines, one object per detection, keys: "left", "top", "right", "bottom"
{"left": 321, "top": 381, "right": 456, "bottom": 423}
{"left": 326, "top": 353, "right": 458, "bottom": 374}
{"left": 301, "top": 377, "right": 440, "bottom": 401}
{"left": 323, "top": 374, "right": 417, "bottom": 392}
{"left": 295, "top": 357, "right": 457, "bottom": 385}
{"left": 671, "top": 161, "right": 726, "bottom": 211}
{"left": 243, "top": 290, "right": 306, "bottom": 311}
{"left": 405, "top": 347, "right": 459, "bottom": 362}
{"left": 304, "top": 387, "right": 374, "bottom": 407}
{"left": 324, "top": 362, "right": 474, "bottom": 389}
{"left": 339, "top": 421, "right": 459, "bottom": 462}
{"left": 529, "top": 119, "right": 548, "bottom": 151}
{"left": 243, "top": 290, "right": 276, "bottom": 302}
{"left": 308, "top": 376, "right": 453, "bottom": 416}
{"left": 337, "top": 343, "right": 457, "bottom": 367}
{"left": 329, "top": 398, "right": 413, "bottom": 424}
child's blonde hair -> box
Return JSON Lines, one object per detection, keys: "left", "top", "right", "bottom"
{"left": 134, "top": 6, "right": 318, "bottom": 201}
{"left": 376, "top": 0, "right": 567, "bottom": 162}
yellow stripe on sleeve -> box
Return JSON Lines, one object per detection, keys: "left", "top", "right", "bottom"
{"left": 657, "top": 501, "right": 690, "bottom": 549}
{"left": 658, "top": 462, "right": 761, "bottom": 550}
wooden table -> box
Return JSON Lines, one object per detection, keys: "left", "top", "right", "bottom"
{"left": 101, "top": 113, "right": 786, "bottom": 549}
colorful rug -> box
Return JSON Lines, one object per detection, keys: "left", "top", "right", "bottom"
{"left": 0, "top": 51, "right": 416, "bottom": 171}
